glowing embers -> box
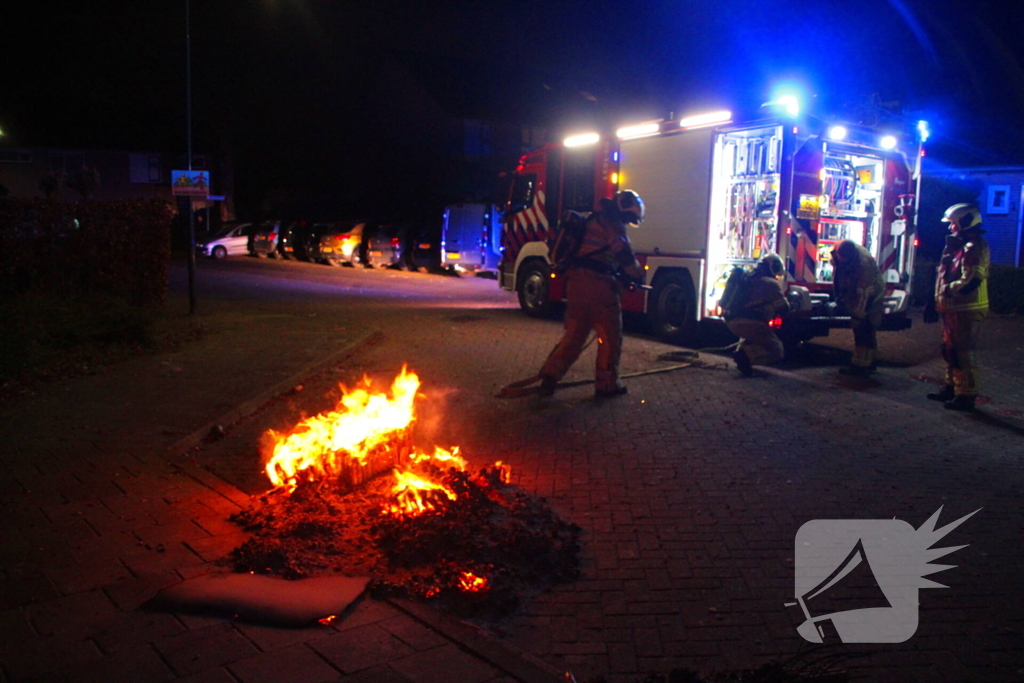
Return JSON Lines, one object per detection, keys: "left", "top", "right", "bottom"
{"left": 458, "top": 571, "right": 489, "bottom": 592}
{"left": 235, "top": 368, "right": 579, "bottom": 612}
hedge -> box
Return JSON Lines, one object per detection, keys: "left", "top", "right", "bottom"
{"left": 912, "top": 259, "right": 1024, "bottom": 314}
{"left": 0, "top": 198, "right": 174, "bottom": 306}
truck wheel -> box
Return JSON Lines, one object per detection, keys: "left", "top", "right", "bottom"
{"left": 649, "top": 273, "right": 697, "bottom": 344}
{"left": 517, "top": 260, "right": 556, "bottom": 318}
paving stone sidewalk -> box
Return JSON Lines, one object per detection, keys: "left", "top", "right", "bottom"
{"left": 3, "top": 261, "right": 1022, "bottom": 683}
{"left": 0, "top": 297, "right": 564, "bottom": 683}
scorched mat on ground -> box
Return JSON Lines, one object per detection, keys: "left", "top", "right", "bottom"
{"left": 229, "top": 464, "right": 582, "bottom": 617}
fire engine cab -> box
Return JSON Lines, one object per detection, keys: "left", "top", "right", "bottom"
{"left": 499, "top": 101, "right": 924, "bottom": 346}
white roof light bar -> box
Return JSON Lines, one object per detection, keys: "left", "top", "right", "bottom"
{"left": 880, "top": 135, "right": 898, "bottom": 150}
{"left": 679, "top": 110, "right": 732, "bottom": 129}
{"left": 616, "top": 122, "right": 660, "bottom": 140}
{"left": 564, "top": 132, "right": 600, "bottom": 147}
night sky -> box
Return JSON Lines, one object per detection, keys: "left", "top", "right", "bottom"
{"left": 4, "top": 0, "right": 1024, "bottom": 217}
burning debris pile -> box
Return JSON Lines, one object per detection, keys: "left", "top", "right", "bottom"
{"left": 229, "top": 367, "right": 581, "bottom": 616}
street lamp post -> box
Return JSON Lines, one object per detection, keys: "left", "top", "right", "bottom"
{"left": 185, "top": 0, "right": 197, "bottom": 314}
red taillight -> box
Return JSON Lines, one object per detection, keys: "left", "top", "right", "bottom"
{"left": 390, "top": 237, "right": 400, "bottom": 247}
{"left": 914, "top": 238, "right": 920, "bottom": 247}
{"left": 337, "top": 234, "right": 350, "bottom": 243}
{"left": 269, "top": 232, "right": 277, "bottom": 239}
{"left": 769, "top": 316, "right": 783, "bottom": 328}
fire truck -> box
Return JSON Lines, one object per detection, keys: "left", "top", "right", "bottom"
{"left": 499, "top": 103, "right": 924, "bottom": 346}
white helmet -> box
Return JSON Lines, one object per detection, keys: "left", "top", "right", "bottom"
{"left": 614, "top": 189, "right": 645, "bottom": 224}
{"left": 942, "top": 204, "right": 983, "bottom": 232}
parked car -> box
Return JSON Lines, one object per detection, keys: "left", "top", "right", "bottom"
{"left": 314, "top": 221, "right": 365, "bottom": 266}
{"left": 365, "top": 223, "right": 405, "bottom": 269}
{"left": 288, "top": 221, "right": 323, "bottom": 261}
{"left": 197, "top": 222, "right": 252, "bottom": 259}
{"left": 403, "top": 223, "right": 442, "bottom": 272}
{"left": 250, "top": 220, "right": 282, "bottom": 258}
{"left": 276, "top": 220, "right": 307, "bottom": 259}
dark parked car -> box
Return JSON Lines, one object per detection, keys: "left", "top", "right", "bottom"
{"left": 403, "top": 224, "right": 442, "bottom": 272}
{"left": 365, "top": 223, "right": 405, "bottom": 269}
{"left": 276, "top": 220, "right": 308, "bottom": 259}
{"left": 250, "top": 220, "right": 282, "bottom": 258}
{"left": 314, "top": 221, "right": 365, "bottom": 266}
{"left": 288, "top": 221, "right": 325, "bottom": 261}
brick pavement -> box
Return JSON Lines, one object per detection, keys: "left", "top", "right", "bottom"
{"left": 340, "top": 306, "right": 1024, "bottom": 683}
{"left": 2, "top": 260, "right": 1022, "bottom": 682}
{"left": 0, "top": 272, "right": 564, "bottom": 683}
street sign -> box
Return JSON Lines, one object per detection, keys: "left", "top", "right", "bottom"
{"left": 172, "top": 169, "right": 211, "bottom": 197}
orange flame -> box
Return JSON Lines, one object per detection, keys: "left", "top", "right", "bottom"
{"left": 262, "top": 367, "right": 512, "bottom": 524}
{"left": 264, "top": 366, "right": 420, "bottom": 490}
{"left": 385, "top": 467, "right": 458, "bottom": 517}
{"left": 458, "top": 571, "right": 489, "bottom": 592}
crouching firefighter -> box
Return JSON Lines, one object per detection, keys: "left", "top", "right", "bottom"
{"left": 538, "top": 190, "right": 645, "bottom": 398}
{"left": 831, "top": 239, "right": 885, "bottom": 376}
{"left": 724, "top": 254, "right": 789, "bottom": 376}
{"left": 923, "top": 204, "right": 990, "bottom": 411}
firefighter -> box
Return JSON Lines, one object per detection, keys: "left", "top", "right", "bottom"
{"left": 538, "top": 190, "right": 645, "bottom": 398}
{"left": 831, "top": 239, "right": 885, "bottom": 376}
{"left": 726, "top": 254, "right": 789, "bottom": 376}
{"left": 924, "top": 204, "right": 990, "bottom": 411}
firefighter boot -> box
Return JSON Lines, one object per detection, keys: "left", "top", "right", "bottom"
{"left": 595, "top": 383, "right": 628, "bottom": 399}
{"left": 944, "top": 395, "right": 976, "bottom": 412}
{"left": 927, "top": 385, "right": 956, "bottom": 402}
{"left": 733, "top": 350, "right": 753, "bottom": 376}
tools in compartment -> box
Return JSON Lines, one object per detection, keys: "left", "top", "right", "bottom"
{"left": 717, "top": 131, "right": 782, "bottom": 260}
{"left": 723, "top": 178, "right": 777, "bottom": 260}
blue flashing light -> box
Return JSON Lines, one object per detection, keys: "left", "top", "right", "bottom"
{"left": 763, "top": 90, "right": 802, "bottom": 118}
{"left": 612, "top": 151, "right": 619, "bottom": 162}
{"left": 778, "top": 95, "right": 800, "bottom": 117}
{"left": 917, "top": 120, "right": 930, "bottom": 142}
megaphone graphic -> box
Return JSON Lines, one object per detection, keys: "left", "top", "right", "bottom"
{"left": 790, "top": 538, "right": 892, "bottom": 643}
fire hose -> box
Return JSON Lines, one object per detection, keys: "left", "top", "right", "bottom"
{"left": 497, "top": 339, "right": 738, "bottom": 398}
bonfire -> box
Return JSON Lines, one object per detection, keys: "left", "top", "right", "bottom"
{"left": 230, "top": 366, "right": 581, "bottom": 615}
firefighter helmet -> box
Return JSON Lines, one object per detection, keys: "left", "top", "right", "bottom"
{"left": 833, "top": 239, "right": 859, "bottom": 262}
{"left": 759, "top": 253, "right": 785, "bottom": 278}
{"left": 942, "top": 204, "right": 984, "bottom": 232}
{"left": 614, "top": 189, "right": 645, "bottom": 224}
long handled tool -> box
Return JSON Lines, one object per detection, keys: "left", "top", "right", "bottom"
{"left": 497, "top": 348, "right": 702, "bottom": 398}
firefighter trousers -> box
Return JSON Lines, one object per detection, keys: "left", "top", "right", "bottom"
{"left": 541, "top": 268, "right": 623, "bottom": 393}
{"left": 942, "top": 309, "right": 987, "bottom": 397}
{"left": 850, "top": 299, "right": 884, "bottom": 368}
{"left": 726, "top": 318, "right": 784, "bottom": 366}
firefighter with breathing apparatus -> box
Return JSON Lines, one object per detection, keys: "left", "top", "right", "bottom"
{"left": 538, "top": 190, "right": 645, "bottom": 398}
{"left": 923, "top": 203, "right": 989, "bottom": 411}
{"left": 723, "top": 253, "right": 789, "bottom": 376}
{"left": 831, "top": 239, "right": 885, "bottom": 376}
